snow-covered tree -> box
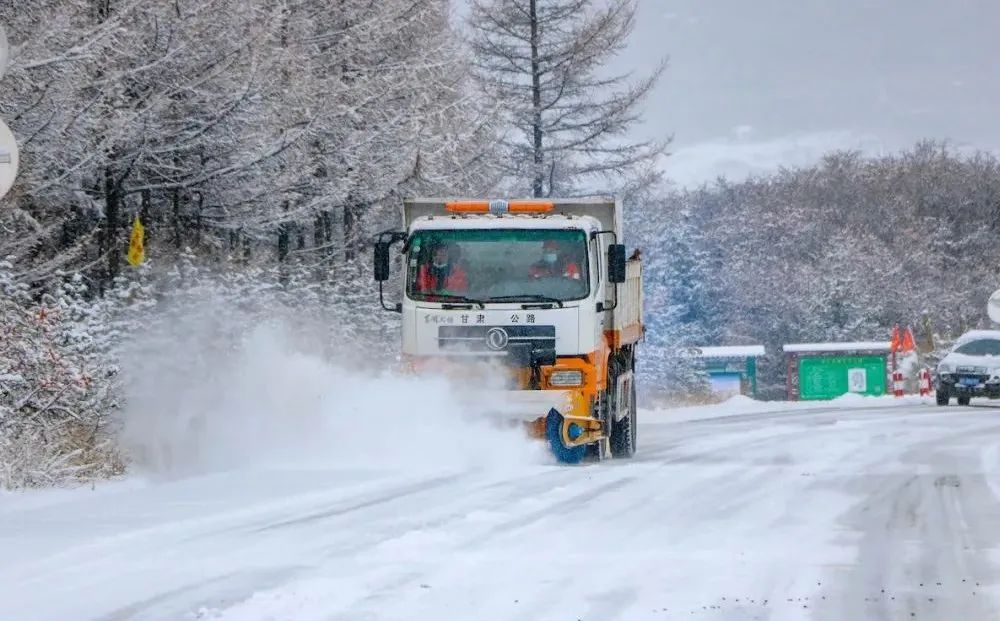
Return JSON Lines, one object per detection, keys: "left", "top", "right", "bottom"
{"left": 1, "top": 0, "right": 500, "bottom": 288}
{"left": 0, "top": 260, "right": 124, "bottom": 488}
{"left": 469, "top": 0, "right": 667, "bottom": 197}
{"left": 634, "top": 142, "right": 1000, "bottom": 399}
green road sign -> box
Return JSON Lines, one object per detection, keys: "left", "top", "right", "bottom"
{"left": 798, "top": 355, "right": 886, "bottom": 400}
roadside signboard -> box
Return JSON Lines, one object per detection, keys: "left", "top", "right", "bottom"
{"left": 0, "top": 117, "right": 18, "bottom": 200}
{"left": 783, "top": 342, "right": 892, "bottom": 400}
{"left": 798, "top": 355, "right": 887, "bottom": 400}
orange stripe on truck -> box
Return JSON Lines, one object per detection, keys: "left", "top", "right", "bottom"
{"left": 604, "top": 324, "right": 644, "bottom": 350}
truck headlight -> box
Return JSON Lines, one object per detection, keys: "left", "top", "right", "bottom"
{"left": 549, "top": 370, "right": 584, "bottom": 387}
{"left": 938, "top": 363, "right": 953, "bottom": 374}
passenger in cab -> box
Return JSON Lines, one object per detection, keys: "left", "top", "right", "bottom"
{"left": 529, "top": 239, "right": 581, "bottom": 280}
{"left": 416, "top": 242, "right": 468, "bottom": 293}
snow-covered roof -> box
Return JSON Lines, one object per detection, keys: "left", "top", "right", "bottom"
{"left": 783, "top": 341, "right": 892, "bottom": 353}
{"left": 686, "top": 345, "right": 766, "bottom": 359}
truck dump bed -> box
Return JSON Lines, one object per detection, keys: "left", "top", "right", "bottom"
{"left": 612, "top": 259, "right": 643, "bottom": 347}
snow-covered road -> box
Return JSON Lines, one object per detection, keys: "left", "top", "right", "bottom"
{"left": 5, "top": 399, "right": 1000, "bottom": 621}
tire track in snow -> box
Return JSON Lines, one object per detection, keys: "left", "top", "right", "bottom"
{"left": 324, "top": 477, "right": 637, "bottom": 619}
{"left": 249, "top": 473, "right": 466, "bottom": 532}
{"left": 815, "top": 415, "right": 1000, "bottom": 621}
{"left": 304, "top": 473, "right": 643, "bottom": 620}
{"left": 334, "top": 415, "right": 871, "bottom": 621}
{"left": 5, "top": 469, "right": 571, "bottom": 621}
{"left": 595, "top": 409, "right": 974, "bottom": 619}
{"left": 1, "top": 472, "right": 467, "bottom": 592}
{"left": 313, "top": 418, "right": 846, "bottom": 621}
{"left": 14, "top": 404, "right": 1000, "bottom": 621}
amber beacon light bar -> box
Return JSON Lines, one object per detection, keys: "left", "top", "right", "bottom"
{"left": 445, "top": 200, "right": 555, "bottom": 214}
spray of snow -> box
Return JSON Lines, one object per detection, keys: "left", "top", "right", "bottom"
{"left": 116, "top": 299, "right": 550, "bottom": 480}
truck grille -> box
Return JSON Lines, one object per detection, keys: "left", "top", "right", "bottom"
{"left": 438, "top": 325, "right": 556, "bottom": 353}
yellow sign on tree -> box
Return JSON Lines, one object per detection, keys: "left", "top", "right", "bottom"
{"left": 127, "top": 216, "right": 145, "bottom": 266}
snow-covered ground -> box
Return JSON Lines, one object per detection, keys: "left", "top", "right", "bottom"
{"left": 5, "top": 394, "right": 1000, "bottom": 620}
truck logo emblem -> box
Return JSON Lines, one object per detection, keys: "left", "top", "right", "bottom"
{"left": 486, "top": 327, "right": 509, "bottom": 350}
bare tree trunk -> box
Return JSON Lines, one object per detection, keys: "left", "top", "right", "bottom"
{"left": 172, "top": 188, "right": 182, "bottom": 249}
{"left": 94, "top": 0, "right": 111, "bottom": 21}
{"left": 104, "top": 166, "right": 121, "bottom": 282}
{"left": 529, "top": 0, "right": 544, "bottom": 198}
{"left": 194, "top": 192, "right": 203, "bottom": 247}
{"left": 343, "top": 200, "right": 361, "bottom": 262}
{"left": 278, "top": 201, "right": 290, "bottom": 263}
{"left": 314, "top": 214, "right": 326, "bottom": 248}
{"left": 140, "top": 189, "right": 151, "bottom": 232}
{"left": 322, "top": 210, "right": 333, "bottom": 259}
{"left": 277, "top": 202, "right": 291, "bottom": 287}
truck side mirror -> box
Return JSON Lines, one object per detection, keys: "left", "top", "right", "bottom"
{"left": 374, "top": 241, "right": 391, "bottom": 282}
{"left": 608, "top": 244, "right": 626, "bottom": 284}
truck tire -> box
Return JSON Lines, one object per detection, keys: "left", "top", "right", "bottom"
{"left": 936, "top": 389, "right": 949, "bottom": 406}
{"left": 610, "top": 371, "right": 636, "bottom": 458}
{"left": 957, "top": 395, "right": 971, "bottom": 406}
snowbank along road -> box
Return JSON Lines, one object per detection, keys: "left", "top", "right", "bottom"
{"left": 4, "top": 398, "right": 1000, "bottom": 621}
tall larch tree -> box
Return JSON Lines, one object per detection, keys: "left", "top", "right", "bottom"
{"left": 469, "top": 0, "right": 668, "bottom": 198}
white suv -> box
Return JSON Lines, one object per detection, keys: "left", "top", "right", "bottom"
{"left": 935, "top": 330, "right": 1000, "bottom": 406}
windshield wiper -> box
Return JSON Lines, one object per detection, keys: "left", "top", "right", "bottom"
{"left": 425, "top": 294, "right": 486, "bottom": 309}
{"left": 486, "top": 295, "right": 564, "bottom": 308}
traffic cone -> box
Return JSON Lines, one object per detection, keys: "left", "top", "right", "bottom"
{"left": 902, "top": 327, "right": 916, "bottom": 353}
{"left": 890, "top": 325, "right": 902, "bottom": 353}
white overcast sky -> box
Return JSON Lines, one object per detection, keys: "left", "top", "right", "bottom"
{"left": 613, "top": 0, "right": 1000, "bottom": 187}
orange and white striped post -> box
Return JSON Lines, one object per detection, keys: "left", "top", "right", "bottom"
{"left": 918, "top": 368, "right": 932, "bottom": 397}
{"left": 893, "top": 369, "right": 905, "bottom": 398}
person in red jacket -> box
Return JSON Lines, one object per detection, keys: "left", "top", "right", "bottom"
{"left": 529, "top": 240, "right": 582, "bottom": 280}
{"left": 415, "top": 243, "right": 469, "bottom": 293}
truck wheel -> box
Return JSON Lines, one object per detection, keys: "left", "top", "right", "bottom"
{"left": 957, "top": 396, "right": 971, "bottom": 406}
{"left": 611, "top": 375, "right": 636, "bottom": 458}
{"left": 936, "top": 389, "right": 950, "bottom": 406}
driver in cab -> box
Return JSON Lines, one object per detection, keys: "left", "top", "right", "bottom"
{"left": 529, "top": 239, "right": 581, "bottom": 280}
{"left": 415, "top": 242, "right": 468, "bottom": 293}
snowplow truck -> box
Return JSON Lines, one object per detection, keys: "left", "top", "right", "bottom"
{"left": 373, "top": 198, "right": 643, "bottom": 463}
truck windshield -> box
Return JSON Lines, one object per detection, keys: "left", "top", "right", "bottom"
{"left": 406, "top": 229, "right": 589, "bottom": 303}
